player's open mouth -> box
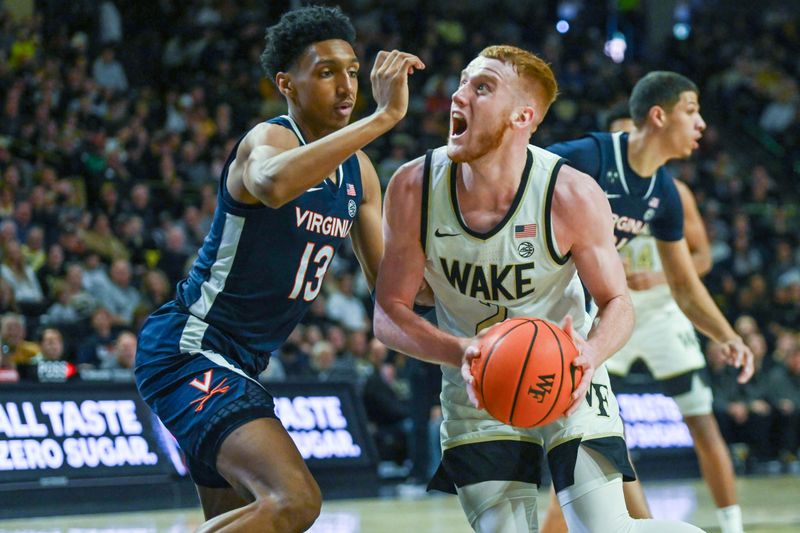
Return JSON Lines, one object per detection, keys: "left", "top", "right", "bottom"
{"left": 451, "top": 111, "right": 468, "bottom": 137}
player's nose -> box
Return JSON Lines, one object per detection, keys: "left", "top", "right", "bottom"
{"left": 697, "top": 113, "right": 706, "bottom": 131}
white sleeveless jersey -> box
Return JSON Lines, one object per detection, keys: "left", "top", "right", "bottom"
{"left": 422, "top": 145, "right": 591, "bottom": 394}
{"left": 617, "top": 227, "right": 673, "bottom": 311}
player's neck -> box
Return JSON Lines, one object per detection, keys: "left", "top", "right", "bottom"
{"left": 461, "top": 138, "right": 528, "bottom": 191}
{"left": 288, "top": 111, "right": 334, "bottom": 143}
{"left": 626, "top": 129, "right": 668, "bottom": 177}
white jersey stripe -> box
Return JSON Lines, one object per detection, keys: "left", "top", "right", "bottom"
{"left": 189, "top": 212, "right": 245, "bottom": 319}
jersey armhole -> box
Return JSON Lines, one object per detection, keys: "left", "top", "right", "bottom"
{"left": 544, "top": 158, "right": 571, "bottom": 265}
{"left": 420, "top": 149, "right": 433, "bottom": 253}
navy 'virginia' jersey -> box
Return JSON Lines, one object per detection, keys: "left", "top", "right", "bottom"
{"left": 175, "top": 115, "right": 363, "bottom": 354}
{"left": 547, "top": 132, "right": 683, "bottom": 248}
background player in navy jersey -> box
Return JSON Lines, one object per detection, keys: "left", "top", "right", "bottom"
{"left": 134, "top": 6, "right": 423, "bottom": 532}
{"left": 542, "top": 71, "right": 752, "bottom": 533}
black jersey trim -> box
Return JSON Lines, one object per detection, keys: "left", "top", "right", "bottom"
{"left": 547, "top": 436, "right": 635, "bottom": 493}
{"left": 448, "top": 148, "right": 533, "bottom": 240}
{"left": 544, "top": 159, "right": 570, "bottom": 265}
{"left": 427, "top": 439, "right": 544, "bottom": 494}
{"left": 421, "top": 150, "right": 433, "bottom": 252}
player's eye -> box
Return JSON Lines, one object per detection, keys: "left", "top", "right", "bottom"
{"left": 348, "top": 69, "right": 358, "bottom": 78}
{"left": 320, "top": 69, "right": 333, "bottom": 78}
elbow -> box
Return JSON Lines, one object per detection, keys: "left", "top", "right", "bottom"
{"left": 372, "top": 306, "right": 390, "bottom": 344}
{"left": 246, "top": 153, "right": 287, "bottom": 208}
{"left": 696, "top": 255, "right": 713, "bottom": 277}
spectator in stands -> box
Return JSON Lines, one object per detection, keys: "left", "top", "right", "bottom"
{"left": 37, "top": 243, "right": 66, "bottom": 303}
{"left": 765, "top": 344, "right": 800, "bottom": 468}
{"left": 76, "top": 306, "right": 116, "bottom": 369}
{"left": 0, "top": 312, "right": 40, "bottom": 366}
{"left": 109, "top": 330, "right": 136, "bottom": 370}
{"left": 277, "top": 339, "right": 315, "bottom": 380}
{"left": 82, "top": 212, "right": 128, "bottom": 262}
{"left": 92, "top": 45, "right": 127, "bottom": 92}
{"left": 39, "top": 280, "right": 82, "bottom": 327}
{"left": 22, "top": 225, "right": 46, "bottom": 272}
{"left": 30, "top": 327, "right": 67, "bottom": 363}
{"left": 1, "top": 239, "right": 45, "bottom": 314}
{"left": 93, "top": 258, "right": 140, "bottom": 326}
{"left": 710, "top": 339, "right": 775, "bottom": 471}
{"left": 363, "top": 338, "right": 410, "bottom": 465}
{"left": 325, "top": 272, "right": 368, "bottom": 332}
{"left": 156, "top": 225, "right": 190, "bottom": 288}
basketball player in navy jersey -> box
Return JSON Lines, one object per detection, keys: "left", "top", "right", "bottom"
{"left": 541, "top": 72, "right": 752, "bottom": 533}
{"left": 375, "top": 45, "right": 702, "bottom": 532}
{"left": 134, "top": 6, "right": 423, "bottom": 532}
{"left": 542, "top": 97, "right": 746, "bottom": 533}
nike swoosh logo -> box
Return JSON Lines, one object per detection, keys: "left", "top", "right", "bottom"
{"left": 434, "top": 229, "right": 460, "bottom": 237}
{"left": 605, "top": 193, "right": 622, "bottom": 199}
{"left": 307, "top": 187, "right": 324, "bottom": 192}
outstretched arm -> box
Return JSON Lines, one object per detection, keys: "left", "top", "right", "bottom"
{"left": 373, "top": 159, "right": 469, "bottom": 367}
{"left": 657, "top": 238, "right": 753, "bottom": 383}
{"left": 240, "top": 51, "right": 425, "bottom": 208}
{"left": 552, "top": 166, "right": 634, "bottom": 414}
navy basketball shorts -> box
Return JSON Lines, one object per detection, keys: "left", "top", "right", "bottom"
{"left": 135, "top": 303, "right": 277, "bottom": 487}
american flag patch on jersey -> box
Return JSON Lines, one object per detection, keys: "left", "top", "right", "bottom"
{"left": 346, "top": 183, "right": 356, "bottom": 196}
{"left": 514, "top": 224, "right": 537, "bottom": 238}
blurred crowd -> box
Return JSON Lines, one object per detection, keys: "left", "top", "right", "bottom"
{"left": 0, "top": 0, "right": 797, "bottom": 478}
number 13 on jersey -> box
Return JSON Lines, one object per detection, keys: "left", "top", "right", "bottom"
{"left": 288, "top": 242, "right": 334, "bottom": 301}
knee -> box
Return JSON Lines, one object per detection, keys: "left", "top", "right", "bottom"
{"left": 271, "top": 478, "right": 322, "bottom": 531}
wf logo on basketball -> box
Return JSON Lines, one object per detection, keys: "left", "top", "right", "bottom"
{"left": 527, "top": 374, "right": 555, "bottom": 403}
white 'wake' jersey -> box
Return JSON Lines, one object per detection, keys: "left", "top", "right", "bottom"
{"left": 618, "top": 228, "right": 673, "bottom": 311}
{"left": 422, "top": 145, "right": 592, "bottom": 343}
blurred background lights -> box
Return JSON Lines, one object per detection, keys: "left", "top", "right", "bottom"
{"left": 604, "top": 32, "right": 627, "bottom": 63}
{"left": 673, "top": 22, "right": 691, "bottom": 40}
{"left": 556, "top": 20, "right": 570, "bottom": 34}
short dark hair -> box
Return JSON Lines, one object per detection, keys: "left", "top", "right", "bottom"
{"left": 261, "top": 5, "right": 356, "bottom": 83}
{"left": 629, "top": 71, "right": 699, "bottom": 126}
{"left": 604, "top": 101, "right": 631, "bottom": 131}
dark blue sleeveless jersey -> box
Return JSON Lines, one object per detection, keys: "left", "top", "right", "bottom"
{"left": 175, "top": 115, "right": 363, "bottom": 353}
{"left": 547, "top": 132, "right": 683, "bottom": 248}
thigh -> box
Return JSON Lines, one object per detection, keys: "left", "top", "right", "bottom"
{"left": 196, "top": 485, "right": 252, "bottom": 520}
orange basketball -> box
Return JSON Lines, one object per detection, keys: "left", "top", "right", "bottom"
{"left": 470, "top": 317, "right": 582, "bottom": 428}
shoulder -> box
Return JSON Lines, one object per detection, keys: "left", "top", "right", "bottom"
{"left": 386, "top": 155, "right": 427, "bottom": 195}
{"left": 547, "top": 134, "right": 603, "bottom": 156}
{"left": 239, "top": 121, "right": 300, "bottom": 155}
{"left": 553, "top": 164, "right": 608, "bottom": 210}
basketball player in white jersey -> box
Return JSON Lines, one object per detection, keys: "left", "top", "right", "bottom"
{"left": 374, "top": 45, "right": 703, "bottom": 532}
{"left": 541, "top": 107, "right": 745, "bottom": 533}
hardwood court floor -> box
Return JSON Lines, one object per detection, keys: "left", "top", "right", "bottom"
{"left": 0, "top": 475, "right": 798, "bottom": 532}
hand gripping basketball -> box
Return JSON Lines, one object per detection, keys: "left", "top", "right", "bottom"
{"left": 467, "top": 317, "right": 583, "bottom": 428}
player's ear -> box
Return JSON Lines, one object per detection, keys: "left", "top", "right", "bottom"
{"left": 649, "top": 105, "right": 667, "bottom": 128}
{"left": 276, "top": 73, "right": 293, "bottom": 98}
{"left": 512, "top": 105, "right": 537, "bottom": 130}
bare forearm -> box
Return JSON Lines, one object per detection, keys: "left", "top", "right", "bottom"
{"left": 672, "top": 280, "right": 738, "bottom": 342}
{"left": 374, "top": 303, "right": 465, "bottom": 367}
{"left": 586, "top": 293, "right": 634, "bottom": 364}
{"left": 248, "top": 113, "right": 395, "bottom": 207}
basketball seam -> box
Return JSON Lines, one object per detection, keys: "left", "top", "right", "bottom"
{"left": 536, "top": 320, "right": 568, "bottom": 426}
{"left": 508, "top": 319, "right": 538, "bottom": 426}
{"left": 479, "top": 319, "right": 530, "bottom": 411}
